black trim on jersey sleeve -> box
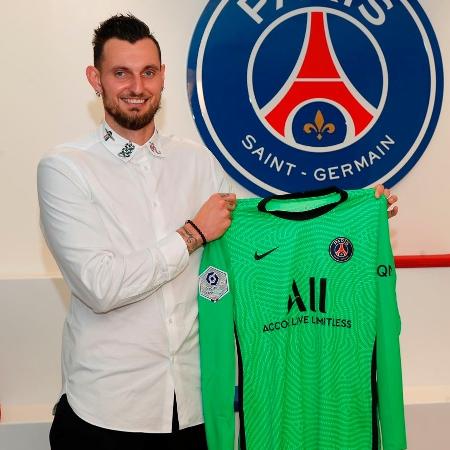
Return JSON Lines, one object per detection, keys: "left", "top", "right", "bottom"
{"left": 257, "top": 187, "right": 348, "bottom": 221}
{"left": 235, "top": 324, "right": 247, "bottom": 450}
{"left": 371, "top": 342, "right": 379, "bottom": 450}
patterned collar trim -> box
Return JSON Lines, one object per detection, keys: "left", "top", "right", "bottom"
{"left": 100, "top": 122, "right": 164, "bottom": 162}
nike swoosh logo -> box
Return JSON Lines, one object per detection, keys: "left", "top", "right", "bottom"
{"left": 254, "top": 247, "right": 278, "bottom": 260}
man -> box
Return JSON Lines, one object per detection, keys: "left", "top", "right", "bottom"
{"left": 38, "top": 14, "right": 235, "bottom": 450}
{"left": 37, "top": 13, "right": 398, "bottom": 450}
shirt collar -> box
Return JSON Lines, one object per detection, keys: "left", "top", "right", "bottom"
{"left": 100, "top": 122, "right": 165, "bottom": 162}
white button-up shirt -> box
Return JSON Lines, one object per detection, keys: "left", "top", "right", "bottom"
{"left": 37, "top": 123, "right": 230, "bottom": 432}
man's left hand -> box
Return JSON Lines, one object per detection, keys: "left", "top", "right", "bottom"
{"left": 374, "top": 184, "right": 398, "bottom": 219}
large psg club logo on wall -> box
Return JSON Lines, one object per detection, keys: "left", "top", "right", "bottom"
{"left": 187, "top": 0, "right": 443, "bottom": 196}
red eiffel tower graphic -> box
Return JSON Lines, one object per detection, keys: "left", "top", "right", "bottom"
{"left": 263, "top": 11, "right": 374, "bottom": 140}
{"left": 336, "top": 243, "right": 348, "bottom": 257}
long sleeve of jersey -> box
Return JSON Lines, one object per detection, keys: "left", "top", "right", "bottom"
{"left": 376, "top": 198, "right": 407, "bottom": 450}
{"left": 198, "top": 236, "right": 236, "bottom": 450}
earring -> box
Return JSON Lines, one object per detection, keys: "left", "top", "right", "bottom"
{"left": 95, "top": 91, "right": 102, "bottom": 97}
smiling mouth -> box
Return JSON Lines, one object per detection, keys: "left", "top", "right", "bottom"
{"left": 121, "top": 98, "right": 147, "bottom": 105}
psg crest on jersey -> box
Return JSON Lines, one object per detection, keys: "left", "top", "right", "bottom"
{"left": 188, "top": 1, "right": 443, "bottom": 195}
{"left": 329, "top": 237, "right": 354, "bottom": 263}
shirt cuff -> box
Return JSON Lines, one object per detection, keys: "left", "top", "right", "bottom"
{"left": 158, "top": 232, "right": 189, "bottom": 280}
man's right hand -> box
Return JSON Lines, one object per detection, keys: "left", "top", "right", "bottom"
{"left": 193, "top": 193, "right": 237, "bottom": 242}
{"left": 177, "top": 193, "right": 236, "bottom": 254}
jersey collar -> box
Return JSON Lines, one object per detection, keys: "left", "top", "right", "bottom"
{"left": 100, "top": 122, "right": 165, "bottom": 162}
{"left": 257, "top": 187, "right": 348, "bottom": 221}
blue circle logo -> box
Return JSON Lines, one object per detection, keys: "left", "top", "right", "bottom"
{"left": 188, "top": 1, "right": 443, "bottom": 195}
{"left": 329, "top": 237, "right": 354, "bottom": 263}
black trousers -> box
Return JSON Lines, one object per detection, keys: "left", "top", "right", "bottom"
{"left": 50, "top": 395, "right": 208, "bottom": 450}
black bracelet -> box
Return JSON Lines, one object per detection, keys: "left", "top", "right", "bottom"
{"left": 185, "top": 220, "right": 207, "bottom": 246}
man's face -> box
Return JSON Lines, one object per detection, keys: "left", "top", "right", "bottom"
{"left": 98, "top": 38, "right": 164, "bottom": 131}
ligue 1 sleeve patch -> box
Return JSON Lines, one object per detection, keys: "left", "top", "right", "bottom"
{"left": 199, "top": 266, "right": 229, "bottom": 302}
{"left": 329, "top": 237, "right": 354, "bottom": 263}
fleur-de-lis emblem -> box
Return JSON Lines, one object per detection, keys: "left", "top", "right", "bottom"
{"left": 303, "top": 110, "right": 335, "bottom": 141}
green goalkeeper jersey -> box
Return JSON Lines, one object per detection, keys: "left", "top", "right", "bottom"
{"left": 198, "top": 188, "right": 406, "bottom": 450}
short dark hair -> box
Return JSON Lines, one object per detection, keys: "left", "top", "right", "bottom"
{"left": 92, "top": 14, "right": 161, "bottom": 68}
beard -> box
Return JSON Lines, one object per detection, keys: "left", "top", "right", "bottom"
{"left": 103, "top": 93, "right": 161, "bottom": 131}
